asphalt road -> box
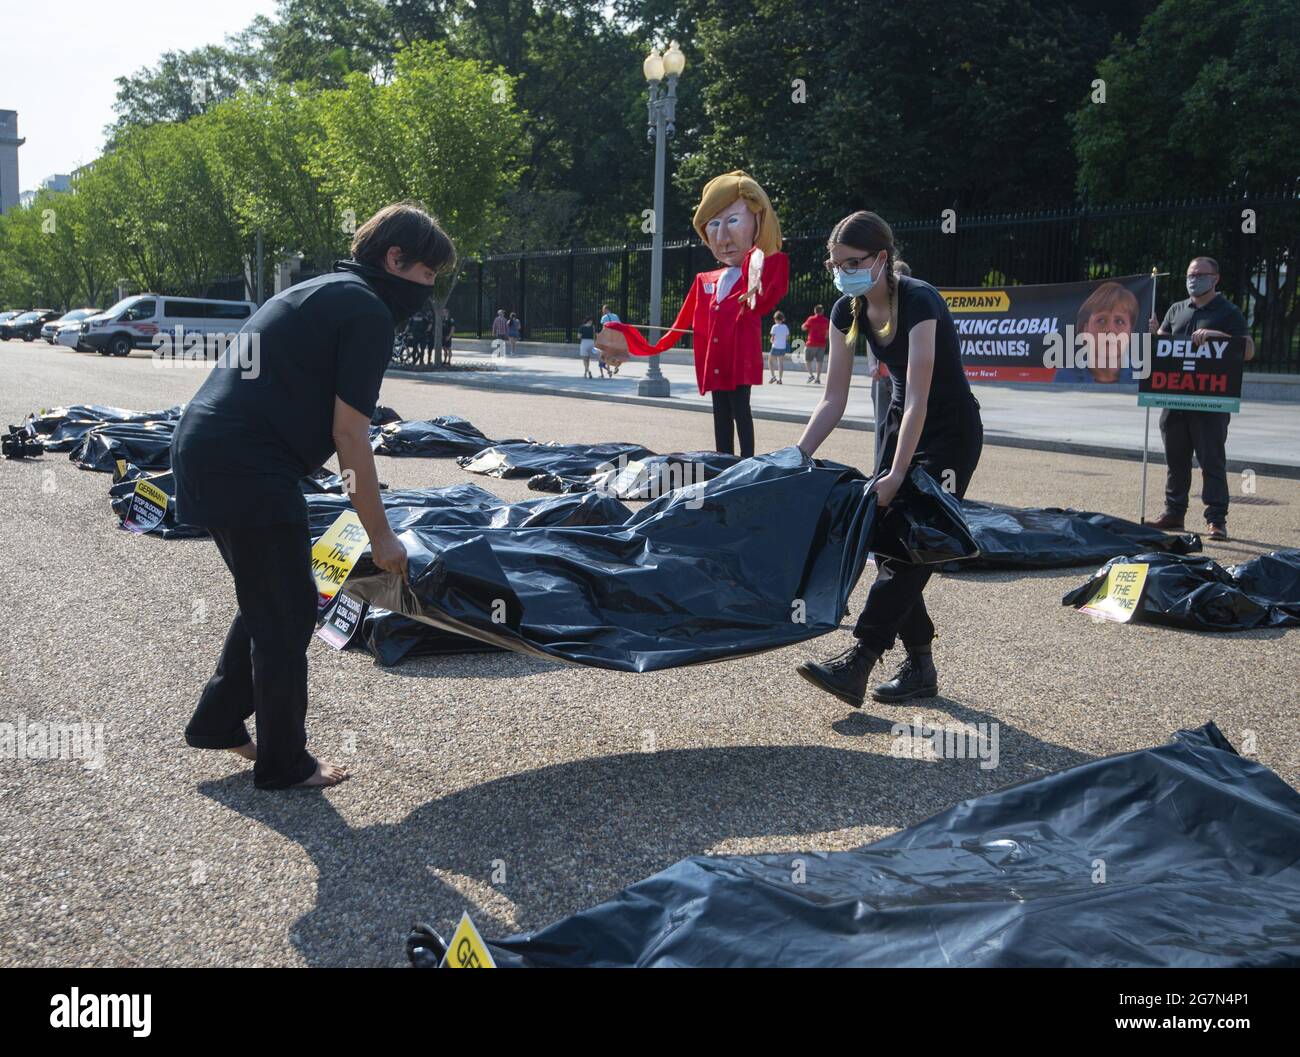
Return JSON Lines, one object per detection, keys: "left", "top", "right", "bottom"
{"left": 2, "top": 338, "right": 1297, "bottom": 967}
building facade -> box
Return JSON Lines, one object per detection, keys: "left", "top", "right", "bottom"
{"left": 0, "top": 110, "right": 25, "bottom": 215}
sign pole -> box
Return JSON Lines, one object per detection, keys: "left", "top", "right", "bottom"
{"left": 1139, "top": 267, "right": 1158, "bottom": 523}
{"left": 1140, "top": 407, "right": 1151, "bottom": 523}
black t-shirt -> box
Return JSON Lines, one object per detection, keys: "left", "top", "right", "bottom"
{"left": 579, "top": 323, "right": 595, "bottom": 340}
{"left": 441, "top": 316, "right": 455, "bottom": 342}
{"left": 1159, "top": 293, "right": 1247, "bottom": 339}
{"left": 830, "top": 276, "right": 972, "bottom": 409}
{"left": 172, "top": 269, "right": 395, "bottom": 527}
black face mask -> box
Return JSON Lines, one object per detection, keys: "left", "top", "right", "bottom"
{"left": 335, "top": 259, "right": 434, "bottom": 323}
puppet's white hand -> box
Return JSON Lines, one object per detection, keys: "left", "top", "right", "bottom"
{"left": 741, "top": 248, "right": 764, "bottom": 308}
{"left": 596, "top": 327, "right": 631, "bottom": 366}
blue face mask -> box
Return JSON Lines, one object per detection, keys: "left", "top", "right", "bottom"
{"left": 833, "top": 256, "right": 884, "bottom": 297}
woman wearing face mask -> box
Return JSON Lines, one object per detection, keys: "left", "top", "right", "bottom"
{"left": 794, "top": 210, "right": 983, "bottom": 709}
{"left": 172, "top": 201, "right": 454, "bottom": 789}
{"left": 597, "top": 171, "right": 788, "bottom": 457}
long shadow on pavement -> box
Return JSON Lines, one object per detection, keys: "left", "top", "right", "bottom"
{"left": 198, "top": 711, "right": 1093, "bottom": 966}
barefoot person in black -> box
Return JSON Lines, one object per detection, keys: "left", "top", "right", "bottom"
{"left": 172, "top": 202, "right": 454, "bottom": 788}
{"left": 795, "top": 211, "right": 983, "bottom": 707}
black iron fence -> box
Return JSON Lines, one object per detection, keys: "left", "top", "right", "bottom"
{"left": 446, "top": 191, "right": 1300, "bottom": 373}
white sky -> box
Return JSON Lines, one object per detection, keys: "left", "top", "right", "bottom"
{"left": 0, "top": 0, "right": 279, "bottom": 190}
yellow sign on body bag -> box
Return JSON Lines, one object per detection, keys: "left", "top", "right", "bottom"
{"left": 1079, "top": 562, "right": 1149, "bottom": 622}
{"left": 122, "top": 479, "right": 170, "bottom": 534}
{"left": 310, "top": 511, "right": 369, "bottom": 610}
{"left": 440, "top": 912, "right": 497, "bottom": 968}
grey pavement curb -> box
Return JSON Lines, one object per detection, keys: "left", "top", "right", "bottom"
{"left": 388, "top": 368, "right": 1300, "bottom": 481}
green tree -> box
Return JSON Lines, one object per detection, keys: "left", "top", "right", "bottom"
{"left": 1073, "top": 0, "right": 1300, "bottom": 201}
{"left": 76, "top": 121, "right": 246, "bottom": 296}
{"left": 107, "top": 43, "right": 271, "bottom": 143}
{"left": 202, "top": 84, "right": 346, "bottom": 271}
{"left": 312, "top": 40, "right": 527, "bottom": 359}
{"left": 668, "top": 0, "right": 1141, "bottom": 231}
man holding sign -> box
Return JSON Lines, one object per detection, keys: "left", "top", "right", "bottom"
{"left": 172, "top": 203, "right": 453, "bottom": 789}
{"left": 1147, "top": 256, "right": 1253, "bottom": 541}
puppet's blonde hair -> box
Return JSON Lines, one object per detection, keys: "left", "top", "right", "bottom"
{"left": 692, "top": 171, "right": 783, "bottom": 255}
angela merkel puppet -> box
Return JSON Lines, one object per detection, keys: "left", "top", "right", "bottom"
{"left": 598, "top": 170, "right": 788, "bottom": 457}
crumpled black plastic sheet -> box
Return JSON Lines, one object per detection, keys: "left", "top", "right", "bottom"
{"left": 425, "top": 724, "right": 1300, "bottom": 967}
{"left": 526, "top": 451, "right": 743, "bottom": 498}
{"left": 952, "top": 501, "right": 1202, "bottom": 570}
{"left": 70, "top": 420, "right": 177, "bottom": 472}
{"left": 22, "top": 404, "right": 183, "bottom": 452}
{"left": 1062, "top": 549, "right": 1300, "bottom": 630}
{"left": 343, "top": 450, "right": 973, "bottom": 672}
{"left": 305, "top": 482, "right": 630, "bottom": 543}
{"left": 370, "top": 405, "right": 403, "bottom": 427}
{"left": 309, "top": 483, "right": 634, "bottom": 665}
{"left": 112, "top": 465, "right": 355, "bottom": 539}
{"left": 370, "top": 416, "right": 504, "bottom": 457}
{"left": 458, "top": 441, "right": 655, "bottom": 481}
{"left": 869, "top": 465, "right": 979, "bottom": 565}
{"left": 109, "top": 466, "right": 205, "bottom": 539}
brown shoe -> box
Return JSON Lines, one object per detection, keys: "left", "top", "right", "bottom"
{"left": 1150, "top": 512, "right": 1185, "bottom": 531}
{"left": 1206, "top": 522, "right": 1228, "bottom": 541}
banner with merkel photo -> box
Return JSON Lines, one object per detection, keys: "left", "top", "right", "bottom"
{"left": 939, "top": 275, "right": 1153, "bottom": 385}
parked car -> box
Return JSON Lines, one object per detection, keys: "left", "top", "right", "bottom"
{"left": 42, "top": 308, "right": 100, "bottom": 344}
{"left": 0, "top": 309, "right": 60, "bottom": 341}
{"left": 79, "top": 294, "right": 257, "bottom": 357}
{"left": 0, "top": 310, "right": 23, "bottom": 327}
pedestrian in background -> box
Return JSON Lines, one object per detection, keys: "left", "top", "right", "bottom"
{"left": 769, "top": 311, "right": 789, "bottom": 384}
{"left": 578, "top": 316, "right": 596, "bottom": 378}
{"left": 491, "top": 309, "right": 508, "bottom": 358}
{"left": 440, "top": 306, "right": 454, "bottom": 365}
{"left": 507, "top": 312, "right": 521, "bottom": 356}
{"left": 802, "top": 304, "right": 829, "bottom": 384}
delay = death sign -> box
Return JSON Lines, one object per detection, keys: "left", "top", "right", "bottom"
{"left": 310, "top": 511, "right": 370, "bottom": 610}
{"left": 1138, "top": 335, "right": 1246, "bottom": 413}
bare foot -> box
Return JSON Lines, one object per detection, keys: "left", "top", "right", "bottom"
{"left": 293, "top": 760, "right": 350, "bottom": 788}
{"left": 228, "top": 742, "right": 256, "bottom": 762}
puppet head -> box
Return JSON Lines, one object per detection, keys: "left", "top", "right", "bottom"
{"left": 693, "top": 171, "right": 782, "bottom": 267}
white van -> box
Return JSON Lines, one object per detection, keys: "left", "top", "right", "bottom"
{"left": 79, "top": 294, "right": 257, "bottom": 357}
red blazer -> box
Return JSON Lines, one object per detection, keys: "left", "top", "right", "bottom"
{"left": 607, "top": 247, "right": 789, "bottom": 394}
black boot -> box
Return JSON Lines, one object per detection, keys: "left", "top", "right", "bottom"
{"left": 796, "top": 641, "right": 879, "bottom": 708}
{"left": 871, "top": 649, "right": 938, "bottom": 704}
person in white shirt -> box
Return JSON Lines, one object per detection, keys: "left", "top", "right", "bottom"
{"left": 768, "top": 311, "right": 790, "bottom": 384}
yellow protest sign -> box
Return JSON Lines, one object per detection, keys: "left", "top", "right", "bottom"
{"left": 440, "top": 912, "right": 497, "bottom": 969}
{"left": 310, "top": 511, "right": 369, "bottom": 609}
{"left": 1080, "top": 562, "right": 1149, "bottom": 622}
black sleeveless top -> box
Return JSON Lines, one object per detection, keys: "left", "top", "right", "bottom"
{"left": 831, "top": 276, "right": 973, "bottom": 409}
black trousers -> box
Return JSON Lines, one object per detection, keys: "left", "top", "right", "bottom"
{"left": 854, "top": 397, "right": 983, "bottom": 657}
{"left": 184, "top": 521, "right": 319, "bottom": 789}
{"left": 711, "top": 386, "right": 754, "bottom": 457}
{"left": 1160, "top": 409, "right": 1230, "bottom": 523}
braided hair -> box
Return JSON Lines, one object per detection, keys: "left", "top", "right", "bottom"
{"left": 827, "top": 211, "right": 897, "bottom": 344}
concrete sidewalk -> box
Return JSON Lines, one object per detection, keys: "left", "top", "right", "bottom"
{"left": 398, "top": 342, "right": 1300, "bottom": 478}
